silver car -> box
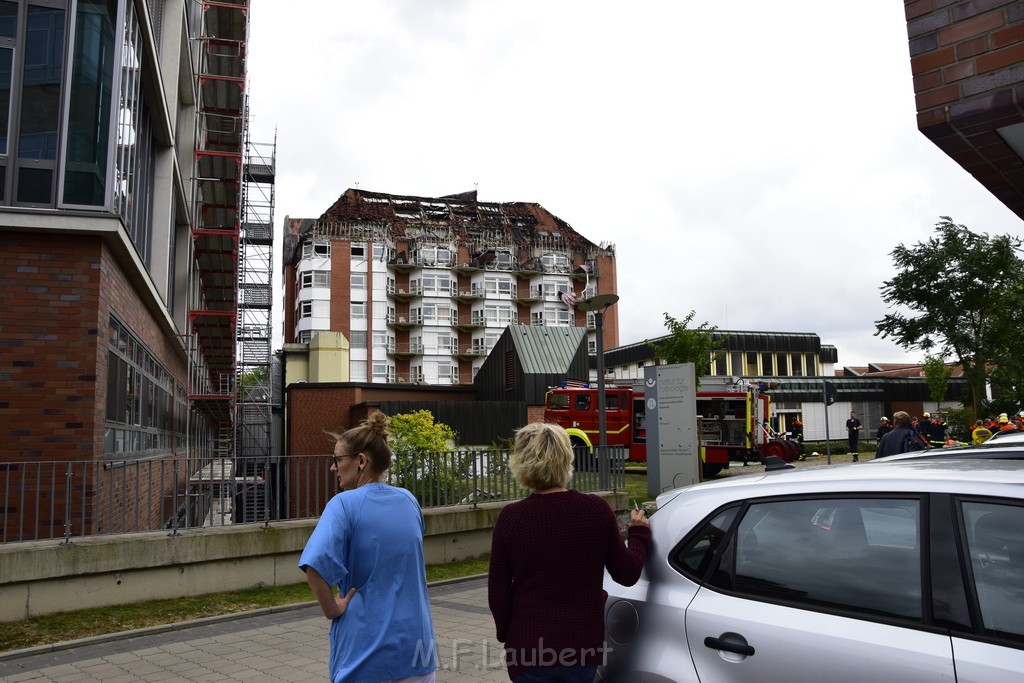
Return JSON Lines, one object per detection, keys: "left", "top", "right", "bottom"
{"left": 601, "top": 459, "right": 1024, "bottom": 682}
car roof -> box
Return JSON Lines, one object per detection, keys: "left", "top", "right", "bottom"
{"left": 983, "top": 430, "right": 1024, "bottom": 443}
{"left": 883, "top": 441, "right": 1024, "bottom": 462}
{"left": 655, "top": 458, "right": 1024, "bottom": 509}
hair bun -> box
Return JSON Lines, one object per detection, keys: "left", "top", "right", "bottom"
{"left": 364, "top": 412, "right": 390, "bottom": 439}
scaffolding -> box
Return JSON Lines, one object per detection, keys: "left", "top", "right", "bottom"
{"left": 236, "top": 133, "right": 276, "bottom": 521}
{"left": 186, "top": 0, "right": 268, "bottom": 526}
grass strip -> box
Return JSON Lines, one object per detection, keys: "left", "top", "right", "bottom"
{"left": 0, "top": 555, "right": 491, "bottom": 653}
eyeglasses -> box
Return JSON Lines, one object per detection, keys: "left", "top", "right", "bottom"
{"left": 332, "top": 453, "right": 359, "bottom": 467}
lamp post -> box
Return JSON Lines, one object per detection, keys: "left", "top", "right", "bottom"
{"left": 575, "top": 293, "right": 619, "bottom": 490}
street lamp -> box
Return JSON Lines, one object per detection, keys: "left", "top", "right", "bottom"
{"left": 575, "top": 293, "right": 619, "bottom": 490}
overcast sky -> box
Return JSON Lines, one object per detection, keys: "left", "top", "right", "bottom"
{"left": 246, "top": 0, "right": 1022, "bottom": 369}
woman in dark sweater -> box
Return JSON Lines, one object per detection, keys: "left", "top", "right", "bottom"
{"left": 488, "top": 422, "right": 650, "bottom": 682}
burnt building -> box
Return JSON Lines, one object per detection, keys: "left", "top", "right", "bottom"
{"left": 282, "top": 188, "right": 617, "bottom": 386}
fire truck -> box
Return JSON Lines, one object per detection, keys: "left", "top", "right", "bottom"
{"left": 542, "top": 376, "right": 799, "bottom": 477}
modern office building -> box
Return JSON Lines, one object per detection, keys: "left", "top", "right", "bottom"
{"left": 282, "top": 188, "right": 617, "bottom": 386}
{"left": 0, "top": 0, "right": 274, "bottom": 539}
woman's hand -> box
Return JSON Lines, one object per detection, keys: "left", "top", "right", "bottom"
{"left": 332, "top": 586, "right": 357, "bottom": 619}
{"left": 628, "top": 508, "right": 649, "bottom": 528}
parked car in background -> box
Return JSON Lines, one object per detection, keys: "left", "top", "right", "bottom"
{"left": 981, "top": 429, "right": 1024, "bottom": 445}
{"left": 882, "top": 437, "right": 1024, "bottom": 462}
{"left": 600, "top": 459, "right": 1024, "bottom": 682}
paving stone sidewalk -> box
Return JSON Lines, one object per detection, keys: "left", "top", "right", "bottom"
{"left": 0, "top": 577, "right": 507, "bottom": 682}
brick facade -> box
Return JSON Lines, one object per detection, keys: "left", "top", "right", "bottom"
{"left": 906, "top": 0, "right": 1024, "bottom": 217}
{"left": 0, "top": 233, "right": 189, "bottom": 539}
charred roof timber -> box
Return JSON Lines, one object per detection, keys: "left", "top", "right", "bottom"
{"left": 282, "top": 188, "right": 613, "bottom": 265}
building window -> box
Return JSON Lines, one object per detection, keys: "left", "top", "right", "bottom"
{"left": 414, "top": 302, "right": 454, "bottom": 325}
{"left": 414, "top": 244, "right": 452, "bottom": 266}
{"left": 350, "top": 272, "right": 366, "bottom": 289}
{"left": 350, "top": 330, "right": 367, "bottom": 349}
{"left": 63, "top": 0, "right": 118, "bottom": 208}
{"left": 412, "top": 274, "right": 453, "bottom": 295}
{"left": 351, "top": 244, "right": 365, "bottom": 258}
{"left": 531, "top": 306, "right": 572, "bottom": 326}
{"left": 541, "top": 252, "right": 570, "bottom": 271}
{"left": 777, "top": 353, "right": 788, "bottom": 376}
{"left": 298, "top": 330, "right": 313, "bottom": 344}
{"left": 302, "top": 241, "right": 330, "bottom": 259}
{"left": 482, "top": 275, "right": 514, "bottom": 297}
{"left": 478, "top": 303, "right": 514, "bottom": 326}
{"left": 351, "top": 301, "right": 366, "bottom": 319}
{"left": 105, "top": 316, "right": 180, "bottom": 457}
{"left": 372, "top": 362, "right": 395, "bottom": 382}
{"left": 299, "top": 300, "right": 330, "bottom": 319}
{"left": 761, "top": 352, "right": 774, "bottom": 376}
{"left": 538, "top": 281, "right": 572, "bottom": 299}
{"left": 372, "top": 332, "right": 392, "bottom": 350}
{"left": 792, "top": 354, "right": 804, "bottom": 376}
{"left": 441, "top": 361, "right": 457, "bottom": 382}
{"left": 300, "top": 270, "right": 330, "bottom": 288}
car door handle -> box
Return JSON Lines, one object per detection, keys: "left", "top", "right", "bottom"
{"left": 704, "top": 635, "right": 755, "bottom": 657}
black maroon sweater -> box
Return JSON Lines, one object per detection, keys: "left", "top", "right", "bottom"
{"left": 487, "top": 490, "right": 651, "bottom": 679}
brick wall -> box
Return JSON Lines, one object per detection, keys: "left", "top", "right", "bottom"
{"left": 906, "top": 0, "right": 1024, "bottom": 212}
{"left": 0, "top": 232, "right": 189, "bottom": 538}
{"left": 0, "top": 234, "right": 103, "bottom": 461}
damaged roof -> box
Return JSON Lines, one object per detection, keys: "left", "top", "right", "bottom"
{"left": 283, "top": 188, "right": 611, "bottom": 265}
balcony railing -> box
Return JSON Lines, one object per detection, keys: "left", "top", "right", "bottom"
{"left": 0, "top": 450, "right": 626, "bottom": 544}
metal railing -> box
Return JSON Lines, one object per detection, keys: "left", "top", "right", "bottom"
{"left": 0, "top": 448, "right": 626, "bottom": 544}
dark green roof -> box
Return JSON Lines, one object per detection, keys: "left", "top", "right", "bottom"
{"left": 507, "top": 325, "right": 587, "bottom": 375}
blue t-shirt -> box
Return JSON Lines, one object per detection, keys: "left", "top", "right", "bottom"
{"left": 299, "top": 483, "right": 436, "bottom": 682}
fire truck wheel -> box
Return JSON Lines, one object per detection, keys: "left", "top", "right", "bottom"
{"left": 702, "top": 463, "right": 725, "bottom": 478}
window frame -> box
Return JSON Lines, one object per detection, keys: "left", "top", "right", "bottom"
{"left": 673, "top": 493, "right": 930, "bottom": 629}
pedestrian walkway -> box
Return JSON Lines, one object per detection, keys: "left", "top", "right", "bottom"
{"left": 0, "top": 577, "right": 507, "bottom": 682}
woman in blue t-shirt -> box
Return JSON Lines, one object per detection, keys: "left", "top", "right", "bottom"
{"left": 299, "top": 412, "right": 436, "bottom": 683}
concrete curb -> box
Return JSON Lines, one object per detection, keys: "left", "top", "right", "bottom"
{"left": 0, "top": 573, "right": 489, "bottom": 663}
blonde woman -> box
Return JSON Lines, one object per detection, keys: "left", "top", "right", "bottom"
{"left": 299, "top": 412, "right": 436, "bottom": 683}
{"left": 488, "top": 422, "right": 650, "bottom": 682}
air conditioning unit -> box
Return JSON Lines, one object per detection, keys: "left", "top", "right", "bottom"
{"left": 398, "top": 287, "right": 406, "bottom": 294}
{"left": 399, "top": 316, "right": 406, "bottom": 323}
{"left": 398, "top": 376, "right": 406, "bottom": 383}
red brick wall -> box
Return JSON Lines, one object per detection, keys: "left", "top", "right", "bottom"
{"left": 0, "top": 232, "right": 189, "bottom": 539}
{"left": 907, "top": 1, "right": 1023, "bottom": 124}
{"left": 0, "top": 234, "right": 104, "bottom": 461}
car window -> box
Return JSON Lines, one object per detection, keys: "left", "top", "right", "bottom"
{"left": 574, "top": 394, "right": 591, "bottom": 411}
{"left": 670, "top": 507, "right": 739, "bottom": 582}
{"left": 714, "top": 498, "right": 922, "bottom": 621}
{"left": 962, "top": 502, "right": 1024, "bottom": 639}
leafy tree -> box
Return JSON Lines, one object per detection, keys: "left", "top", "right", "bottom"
{"left": 648, "top": 311, "right": 729, "bottom": 390}
{"left": 988, "top": 279, "right": 1024, "bottom": 409}
{"left": 388, "top": 410, "right": 457, "bottom": 453}
{"left": 921, "top": 353, "right": 952, "bottom": 412}
{"left": 875, "top": 216, "right": 1024, "bottom": 420}
{"left": 387, "top": 410, "right": 465, "bottom": 506}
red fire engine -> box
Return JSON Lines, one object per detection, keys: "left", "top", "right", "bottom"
{"left": 543, "top": 376, "right": 799, "bottom": 477}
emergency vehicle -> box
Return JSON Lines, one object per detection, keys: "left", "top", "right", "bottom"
{"left": 542, "top": 376, "right": 799, "bottom": 477}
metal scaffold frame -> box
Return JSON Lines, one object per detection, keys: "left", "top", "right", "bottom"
{"left": 184, "top": 0, "right": 274, "bottom": 527}
{"left": 236, "top": 130, "right": 276, "bottom": 521}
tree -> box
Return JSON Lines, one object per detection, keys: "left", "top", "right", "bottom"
{"left": 387, "top": 410, "right": 464, "bottom": 506}
{"left": 388, "top": 410, "right": 457, "bottom": 453}
{"left": 648, "top": 311, "right": 729, "bottom": 390}
{"left": 875, "top": 216, "right": 1024, "bottom": 419}
{"left": 921, "top": 353, "right": 952, "bottom": 412}
{"left": 988, "top": 278, "right": 1024, "bottom": 409}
